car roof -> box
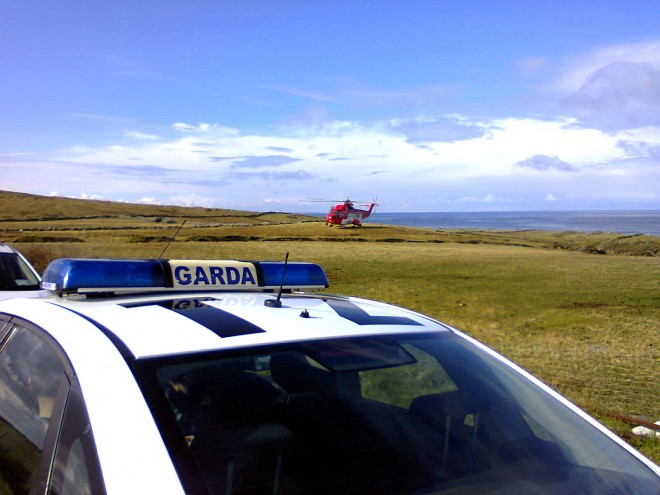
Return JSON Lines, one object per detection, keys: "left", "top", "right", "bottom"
{"left": 0, "top": 258, "right": 450, "bottom": 361}
{"left": 2, "top": 292, "right": 449, "bottom": 361}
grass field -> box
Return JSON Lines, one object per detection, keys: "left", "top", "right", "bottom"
{"left": 2, "top": 190, "right": 659, "bottom": 462}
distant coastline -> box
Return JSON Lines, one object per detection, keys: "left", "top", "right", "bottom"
{"left": 308, "top": 211, "right": 660, "bottom": 236}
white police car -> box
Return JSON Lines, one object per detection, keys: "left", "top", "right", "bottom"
{"left": 0, "top": 258, "right": 658, "bottom": 494}
{"left": 0, "top": 243, "right": 48, "bottom": 301}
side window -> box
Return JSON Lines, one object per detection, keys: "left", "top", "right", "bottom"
{"left": 0, "top": 325, "right": 68, "bottom": 494}
{"left": 48, "top": 377, "right": 106, "bottom": 495}
{"left": 359, "top": 344, "right": 457, "bottom": 408}
{"left": 0, "top": 319, "right": 12, "bottom": 342}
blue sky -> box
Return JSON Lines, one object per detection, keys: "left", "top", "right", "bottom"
{"left": 2, "top": 1, "right": 660, "bottom": 212}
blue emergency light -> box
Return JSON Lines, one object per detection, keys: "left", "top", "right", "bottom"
{"left": 41, "top": 258, "right": 329, "bottom": 295}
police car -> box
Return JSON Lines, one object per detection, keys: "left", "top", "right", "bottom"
{"left": 0, "top": 258, "right": 658, "bottom": 495}
{"left": 0, "top": 243, "right": 48, "bottom": 301}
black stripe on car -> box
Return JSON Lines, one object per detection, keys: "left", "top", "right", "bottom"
{"left": 121, "top": 298, "right": 265, "bottom": 338}
{"left": 324, "top": 298, "right": 423, "bottom": 326}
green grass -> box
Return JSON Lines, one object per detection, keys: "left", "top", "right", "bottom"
{"left": 2, "top": 190, "right": 659, "bottom": 463}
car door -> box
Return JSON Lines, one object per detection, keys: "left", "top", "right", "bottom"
{"left": 0, "top": 316, "right": 104, "bottom": 494}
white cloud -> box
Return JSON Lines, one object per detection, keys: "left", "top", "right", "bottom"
{"left": 7, "top": 107, "right": 659, "bottom": 211}
{"left": 389, "top": 115, "right": 484, "bottom": 143}
{"left": 172, "top": 122, "right": 239, "bottom": 136}
{"left": 525, "top": 39, "right": 660, "bottom": 132}
{"left": 136, "top": 197, "right": 162, "bottom": 205}
{"left": 124, "top": 130, "right": 160, "bottom": 141}
{"left": 230, "top": 155, "right": 301, "bottom": 169}
{"left": 169, "top": 195, "right": 216, "bottom": 208}
{"left": 80, "top": 192, "right": 105, "bottom": 200}
{"left": 561, "top": 61, "right": 660, "bottom": 130}
{"left": 457, "top": 193, "right": 495, "bottom": 203}
{"left": 515, "top": 155, "right": 576, "bottom": 172}
{"left": 172, "top": 122, "right": 198, "bottom": 132}
{"left": 551, "top": 39, "right": 660, "bottom": 93}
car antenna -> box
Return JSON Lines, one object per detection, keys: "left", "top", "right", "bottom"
{"left": 264, "top": 251, "right": 289, "bottom": 308}
{"left": 159, "top": 219, "right": 186, "bottom": 258}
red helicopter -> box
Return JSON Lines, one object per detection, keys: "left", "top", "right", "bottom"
{"left": 322, "top": 199, "right": 378, "bottom": 227}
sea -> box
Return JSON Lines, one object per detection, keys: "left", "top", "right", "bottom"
{"left": 362, "top": 211, "right": 660, "bottom": 236}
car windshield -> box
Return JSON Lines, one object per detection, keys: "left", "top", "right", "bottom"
{"left": 0, "top": 253, "right": 41, "bottom": 290}
{"left": 142, "top": 332, "right": 659, "bottom": 495}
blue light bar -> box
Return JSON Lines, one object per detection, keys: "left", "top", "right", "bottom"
{"left": 259, "top": 262, "right": 329, "bottom": 289}
{"left": 41, "top": 258, "right": 329, "bottom": 295}
{"left": 42, "top": 259, "right": 168, "bottom": 293}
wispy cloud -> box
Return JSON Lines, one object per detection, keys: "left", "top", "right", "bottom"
{"left": 389, "top": 116, "right": 484, "bottom": 143}
{"left": 123, "top": 130, "right": 160, "bottom": 141}
{"left": 265, "top": 80, "right": 456, "bottom": 112}
{"left": 266, "top": 146, "right": 294, "bottom": 153}
{"left": 561, "top": 61, "right": 660, "bottom": 130}
{"left": 549, "top": 39, "right": 660, "bottom": 93}
{"left": 457, "top": 193, "right": 497, "bottom": 203}
{"left": 515, "top": 155, "right": 577, "bottom": 172}
{"left": 616, "top": 139, "right": 660, "bottom": 157}
{"left": 229, "top": 170, "right": 315, "bottom": 181}
{"left": 230, "top": 155, "right": 301, "bottom": 169}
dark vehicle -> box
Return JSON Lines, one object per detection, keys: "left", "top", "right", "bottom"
{"left": 0, "top": 243, "right": 46, "bottom": 300}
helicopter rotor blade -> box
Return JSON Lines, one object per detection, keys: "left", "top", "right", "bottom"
{"left": 301, "top": 197, "right": 376, "bottom": 204}
{"left": 359, "top": 198, "right": 379, "bottom": 207}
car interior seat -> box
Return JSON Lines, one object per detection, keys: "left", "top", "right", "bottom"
{"left": 173, "top": 364, "right": 293, "bottom": 495}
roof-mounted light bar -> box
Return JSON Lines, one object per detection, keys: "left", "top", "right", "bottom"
{"left": 41, "top": 258, "right": 329, "bottom": 295}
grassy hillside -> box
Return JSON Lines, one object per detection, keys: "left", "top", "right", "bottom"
{"left": 0, "top": 189, "right": 317, "bottom": 223}
{"left": 2, "top": 190, "right": 658, "bottom": 258}
{"left": 1, "top": 190, "right": 659, "bottom": 461}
